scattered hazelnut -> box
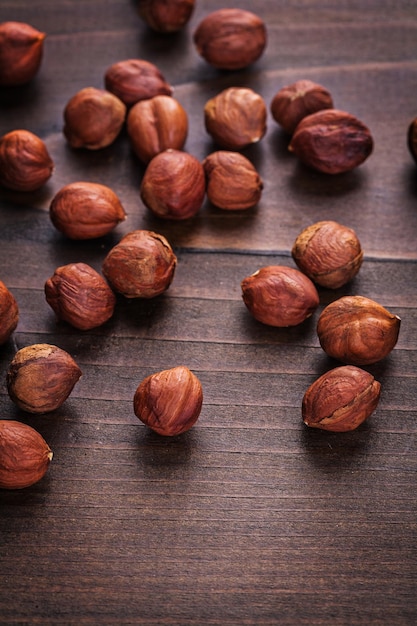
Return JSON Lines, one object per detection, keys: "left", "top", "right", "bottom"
{"left": 104, "top": 59, "right": 172, "bottom": 107}
{"left": 203, "top": 150, "right": 263, "bottom": 210}
{"left": 302, "top": 365, "right": 381, "bottom": 432}
{"left": 289, "top": 109, "right": 373, "bottom": 174}
{"left": 0, "top": 281, "right": 19, "bottom": 344}
{"left": 102, "top": 229, "right": 177, "bottom": 298}
{"left": 127, "top": 95, "right": 188, "bottom": 164}
{"left": 317, "top": 295, "right": 401, "bottom": 365}
{"left": 0, "top": 420, "right": 53, "bottom": 489}
{"left": 45, "top": 263, "right": 116, "bottom": 331}
{"left": 241, "top": 265, "right": 319, "bottom": 327}
{"left": 270, "top": 79, "right": 334, "bottom": 135}
{"left": 407, "top": 117, "right": 417, "bottom": 163}
{"left": 63, "top": 87, "right": 126, "bottom": 150}
{"left": 0, "top": 129, "right": 54, "bottom": 192}
{"left": 193, "top": 8, "right": 267, "bottom": 70}
{"left": 134, "top": 365, "right": 203, "bottom": 436}
{"left": 204, "top": 87, "right": 267, "bottom": 150}
{"left": 49, "top": 181, "right": 126, "bottom": 240}
{"left": 140, "top": 149, "right": 205, "bottom": 219}
{"left": 7, "top": 344, "right": 82, "bottom": 414}
{"left": 0, "top": 21, "right": 45, "bottom": 86}
{"left": 291, "top": 220, "right": 363, "bottom": 289}
{"left": 137, "top": 0, "right": 195, "bottom": 33}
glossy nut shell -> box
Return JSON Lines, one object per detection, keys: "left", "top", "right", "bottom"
{"left": 302, "top": 365, "right": 381, "bottom": 432}
{"left": 317, "top": 295, "right": 401, "bottom": 365}
{"left": 134, "top": 365, "right": 203, "bottom": 436}
{"left": 241, "top": 265, "right": 319, "bottom": 327}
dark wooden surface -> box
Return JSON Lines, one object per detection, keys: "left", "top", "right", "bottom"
{"left": 0, "top": 1, "right": 416, "bottom": 624}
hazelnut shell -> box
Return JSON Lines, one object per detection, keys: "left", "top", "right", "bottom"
{"left": 0, "top": 21, "right": 45, "bottom": 86}
{"left": 0, "top": 281, "right": 19, "bottom": 344}
{"left": 203, "top": 150, "right": 263, "bottom": 210}
{"left": 104, "top": 59, "right": 172, "bottom": 107}
{"left": 270, "top": 79, "right": 334, "bottom": 135}
{"left": 137, "top": 0, "right": 195, "bottom": 33}
{"left": 0, "top": 129, "right": 54, "bottom": 192}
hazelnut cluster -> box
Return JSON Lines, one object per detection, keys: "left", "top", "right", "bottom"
{"left": 0, "top": 4, "right": 406, "bottom": 489}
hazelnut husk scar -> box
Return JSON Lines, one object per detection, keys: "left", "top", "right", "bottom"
{"left": 7, "top": 344, "right": 82, "bottom": 414}
{"left": 0, "top": 420, "right": 53, "bottom": 489}
{"left": 134, "top": 365, "right": 203, "bottom": 436}
{"left": 302, "top": 365, "right": 381, "bottom": 432}
{"left": 289, "top": 109, "right": 373, "bottom": 174}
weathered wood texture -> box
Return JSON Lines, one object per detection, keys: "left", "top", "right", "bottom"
{"left": 0, "top": 1, "right": 416, "bottom": 625}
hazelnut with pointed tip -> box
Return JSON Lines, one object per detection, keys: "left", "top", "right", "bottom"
{"left": 104, "top": 59, "right": 172, "bottom": 107}
{"left": 0, "top": 420, "right": 53, "bottom": 489}
{"left": 0, "top": 21, "right": 45, "bottom": 86}
{"left": 0, "top": 129, "right": 53, "bottom": 192}
{"left": 317, "top": 295, "right": 401, "bottom": 365}
{"left": 134, "top": 365, "right": 203, "bottom": 436}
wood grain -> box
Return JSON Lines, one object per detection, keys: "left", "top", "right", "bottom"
{"left": 0, "top": 1, "right": 416, "bottom": 624}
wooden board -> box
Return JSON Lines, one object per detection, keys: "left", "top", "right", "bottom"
{"left": 0, "top": 2, "right": 416, "bottom": 624}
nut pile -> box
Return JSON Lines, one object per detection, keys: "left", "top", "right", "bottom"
{"left": 0, "top": 5, "right": 407, "bottom": 487}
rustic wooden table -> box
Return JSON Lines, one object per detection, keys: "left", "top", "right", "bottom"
{"left": 0, "top": 1, "right": 416, "bottom": 624}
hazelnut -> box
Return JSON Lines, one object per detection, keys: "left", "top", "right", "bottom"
{"left": 140, "top": 149, "right": 205, "bottom": 219}
{"left": 45, "top": 263, "right": 116, "bottom": 331}
{"left": 204, "top": 87, "right": 267, "bottom": 150}
{"left": 7, "top": 344, "right": 82, "bottom": 414}
{"left": 270, "top": 79, "right": 334, "bottom": 135}
{"left": 0, "top": 281, "right": 19, "bottom": 344}
{"left": 0, "top": 129, "right": 54, "bottom": 192}
{"left": 407, "top": 117, "right": 417, "bottom": 163}
{"left": 203, "top": 150, "right": 263, "bottom": 210}
{"left": 0, "top": 420, "right": 53, "bottom": 489}
{"left": 49, "top": 181, "right": 126, "bottom": 240}
{"left": 137, "top": 0, "right": 195, "bottom": 33}
{"left": 289, "top": 109, "right": 373, "bottom": 174}
{"left": 193, "top": 8, "right": 267, "bottom": 70}
{"left": 291, "top": 220, "right": 363, "bottom": 289}
{"left": 0, "top": 21, "right": 45, "bottom": 86}
{"left": 241, "top": 265, "right": 319, "bottom": 327}
{"left": 302, "top": 365, "right": 381, "bottom": 432}
{"left": 134, "top": 365, "right": 203, "bottom": 436}
{"left": 317, "top": 295, "right": 401, "bottom": 365}
{"left": 63, "top": 87, "right": 126, "bottom": 150}
{"left": 127, "top": 95, "right": 188, "bottom": 164}
{"left": 102, "top": 229, "right": 177, "bottom": 298}
{"left": 104, "top": 59, "right": 172, "bottom": 107}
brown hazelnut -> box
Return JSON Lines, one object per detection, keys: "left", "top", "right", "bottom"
{"left": 193, "top": 9, "right": 267, "bottom": 70}
{"left": 204, "top": 87, "right": 267, "bottom": 150}
{"left": 241, "top": 265, "right": 319, "bottom": 327}
{"left": 289, "top": 109, "right": 373, "bottom": 174}
{"left": 137, "top": 0, "right": 195, "bottom": 33}
{"left": 0, "top": 420, "right": 53, "bottom": 489}
{"left": 127, "top": 95, "right": 188, "bottom": 164}
{"left": 104, "top": 59, "right": 172, "bottom": 107}
{"left": 0, "top": 129, "right": 53, "bottom": 192}
{"left": 203, "top": 150, "right": 263, "bottom": 210}
{"left": 49, "top": 181, "right": 126, "bottom": 240}
{"left": 407, "top": 117, "right": 417, "bottom": 163}
{"left": 302, "top": 365, "right": 381, "bottom": 432}
{"left": 270, "top": 79, "right": 334, "bottom": 135}
{"left": 317, "top": 295, "right": 401, "bottom": 366}
{"left": 45, "top": 263, "right": 116, "bottom": 331}
{"left": 140, "top": 149, "right": 205, "bottom": 219}
{"left": 292, "top": 220, "right": 363, "bottom": 289}
{"left": 134, "top": 365, "right": 203, "bottom": 436}
{"left": 63, "top": 87, "right": 126, "bottom": 150}
{"left": 7, "top": 344, "right": 82, "bottom": 414}
{"left": 0, "top": 21, "right": 45, "bottom": 86}
{"left": 102, "top": 229, "right": 177, "bottom": 298}
{"left": 0, "top": 281, "right": 19, "bottom": 344}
